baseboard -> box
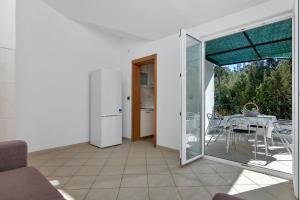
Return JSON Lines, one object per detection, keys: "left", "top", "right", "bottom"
{"left": 29, "top": 142, "right": 89, "bottom": 155}
{"left": 157, "top": 145, "right": 179, "bottom": 153}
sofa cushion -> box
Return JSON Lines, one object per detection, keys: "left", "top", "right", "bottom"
{"left": 0, "top": 167, "right": 64, "bottom": 200}
{"left": 0, "top": 140, "right": 27, "bottom": 172}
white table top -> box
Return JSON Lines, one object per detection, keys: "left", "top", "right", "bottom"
{"left": 221, "top": 114, "right": 277, "bottom": 138}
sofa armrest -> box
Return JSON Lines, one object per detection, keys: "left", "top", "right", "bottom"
{"left": 0, "top": 140, "right": 27, "bottom": 172}
{"left": 213, "top": 193, "right": 244, "bottom": 200}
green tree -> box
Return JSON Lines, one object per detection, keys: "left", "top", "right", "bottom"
{"left": 214, "top": 59, "right": 292, "bottom": 119}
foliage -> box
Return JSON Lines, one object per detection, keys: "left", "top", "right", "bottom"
{"left": 214, "top": 59, "right": 292, "bottom": 119}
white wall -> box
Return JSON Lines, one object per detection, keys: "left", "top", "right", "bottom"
{"left": 120, "top": 34, "right": 181, "bottom": 150}
{"left": 0, "top": 0, "right": 16, "bottom": 141}
{"left": 0, "top": 0, "right": 15, "bottom": 49}
{"left": 0, "top": 48, "right": 16, "bottom": 141}
{"left": 16, "top": 0, "right": 121, "bottom": 152}
{"left": 120, "top": 0, "right": 293, "bottom": 150}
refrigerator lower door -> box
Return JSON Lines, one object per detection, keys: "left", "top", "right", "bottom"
{"left": 91, "top": 115, "right": 122, "bottom": 148}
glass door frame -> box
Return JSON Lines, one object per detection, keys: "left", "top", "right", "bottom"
{"left": 180, "top": 11, "right": 298, "bottom": 198}
{"left": 293, "top": 0, "right": 299, "bottom": 197}
{"left": 200, "top": 14, "right": 296, "bottom": 180}
{"left": 180, "top": 29, "right": 206, "bottom": 166}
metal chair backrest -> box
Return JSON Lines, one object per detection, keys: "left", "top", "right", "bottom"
{"left": 227, "top": 116, "right": 257, "bottom": 135}
{"left": 273, "top": 121, "right": 292, "bottom": 135}
{"left": 207, "top": 113, "right": 222, "bottom": 129}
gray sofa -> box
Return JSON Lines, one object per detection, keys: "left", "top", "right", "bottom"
{"left": 0, "top": 140, "right": 64, "bottom": 200}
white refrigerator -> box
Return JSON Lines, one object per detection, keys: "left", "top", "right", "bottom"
{"left": 90, "top": 68, "right": 122, "bottom": 148}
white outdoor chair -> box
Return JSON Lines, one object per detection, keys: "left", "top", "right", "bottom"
{"left": 272, "top": 121, "right": 292, "bottom": 154}
{"left": 206, "top": 113, "right": 224, "bottom": 146}
{"left": 226, "top": 116, "right": 259, "bottom": 159}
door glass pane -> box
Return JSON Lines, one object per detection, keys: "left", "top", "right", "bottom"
{"left": 185, "top": 35, "right": 202, "bottom": 160}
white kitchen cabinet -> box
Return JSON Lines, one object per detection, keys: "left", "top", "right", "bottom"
{"left": 140, "top": 109, "right": 154, "bottom": 137}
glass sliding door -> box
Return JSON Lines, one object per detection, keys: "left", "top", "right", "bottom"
{"left": 180, "top": 30, "right": 204, "bottom": 165}
{"left": 294, "top": 0, "right": 299, "bottom": 197}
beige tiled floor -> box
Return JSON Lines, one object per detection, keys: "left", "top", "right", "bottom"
{"left": 29, "top": 139, "right": 295, "bottom": 200}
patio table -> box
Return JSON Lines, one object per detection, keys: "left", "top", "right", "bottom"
{"left": 221, "top": 114, "right": 277, "bottom": 158}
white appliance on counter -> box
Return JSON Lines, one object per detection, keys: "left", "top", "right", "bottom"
{"left": 140, "top": 108, "right": 154, "bottom": 137}
{"left": 90, "top": 68, "right": 122, "bottom": 148}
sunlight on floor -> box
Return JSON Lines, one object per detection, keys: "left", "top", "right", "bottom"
{"left": 58, "top": 189, "right": 75, "bottom": 200}
{"left": 205, "top": 132, "right": 293, "bottom": 174}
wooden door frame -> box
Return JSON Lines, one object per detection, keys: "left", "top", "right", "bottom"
{"left": 132, "top": 54, "right": 157, "bottom": 146}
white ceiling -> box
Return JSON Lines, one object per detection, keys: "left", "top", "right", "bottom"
{"left": 43, "top": 0, "right": 273, "bottom": 41}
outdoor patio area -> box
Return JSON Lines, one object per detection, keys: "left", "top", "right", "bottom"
{"left": 205, "top": 120, "right": 293, "bottom": 174}
{"left": 201, "top": 18, "right": 293, "bottom": 175}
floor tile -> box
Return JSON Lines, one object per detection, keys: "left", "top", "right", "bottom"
{"left": 236, "top": 186, "right": 277, "bottom": 200}
{"left": 28, "top": 159, "right": 47, "bottom": 166}
{"left": 147, "top": 165, "right": 170, "bottom": 175}
{"left": 243, "top": 172, "right": 280, "bottom": 186}
{"left": 106, "top": 158, "right": 127, "bottom": 166}
{"left": 233, "top": 184, "right": 260, "bottom": 192}
{"left": 64, "top": 176, "right": 96, "bottom": 189}
{"left": 220, "top": 173, "right": 256, "bottom": 185}
{"left": 64, "top": 158, "right": 89, "bottom": 166}
{"left": 117, "top": 188, "right": 149, "bottom": 200}
{"left": 126, "top": 158, "right": 147, "bottom": 166}
{"left": 197, "top": 173, "right": 229, "bottom": 186}
{"left": 149, "top": 187, "right": 181, "bottom": 200}
{"left": 76, "top": 165, "right": 102, "bottom": 176}
{"left": 124, "top": 165, "right": 147, "bottom": 174}
{"left": 77, "top": 146, "right": 98, "bottom": 153}
{"left": 59, "top": 189, "right": 89, "bottom": 200}
{"left": 30, "top": 153, "right": 57, "bottom": 160}
{"left": 85, "top": 158, "right": 106, "bottom": 166}
{"left": 148, "top": 174, "right": 175, "bottom": 187}
{"left": 73, "top": 152, "right": 95, "bottom": 159}
{"left": 42, "top": 158, "right": 69, "bottom": 166}
{"left": 210, "top": 164, "right": 242, "bottom": 174}
{"left": 54, "top": 152, "right": 76, "bottom": 159}
{"left": 121, "top": 174, "right": 148, "bottom": 187}
{"left": 263, "top": 182, "right": 296, "bottom": 200}
{"left": 173, "top": 173, "right": 202, "bottom": 186}
{"left": 178, "top": 187, "right": 211, "bottom": 200}
{"left": 205, "top": 186, "right": 242, "bottom": 197}
{"left": 165, "top": 158, "right": 180, "bottom": 166}
{"left": 190, "top": 163, "right": 215, "bottom": 174}
{"left": 47, "top": 176, "right": 71, "bottom": 188}
{"left": 36, "top": 166, "right": 58, "bottom": 176}
{"left": 100, "top": 165, "right": 124, "bottom": 175}
{"left": 147, "top": 158, "right": 166, "bottom": 165}
{"left": 169, "top": 165, "right": 193, "bottom": 174}
{"left": 92, "top": 175, "right": 122, "bottom": 188}
{"left": 51, "top": 166, "right": 80, "bottom": 177}
{"left": 85, "top": 188, "right": 118, "bottom": 200}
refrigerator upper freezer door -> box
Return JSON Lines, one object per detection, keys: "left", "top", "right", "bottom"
{"left": 91, "top": 68, "right": 122, "bottom": 117}
{"left": 90, "top": 115, "right": 122, "bottom": 148}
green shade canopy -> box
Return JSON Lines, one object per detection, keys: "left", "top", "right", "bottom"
{"left": 205, "top": 19, "right": 292, "bottom": 66}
